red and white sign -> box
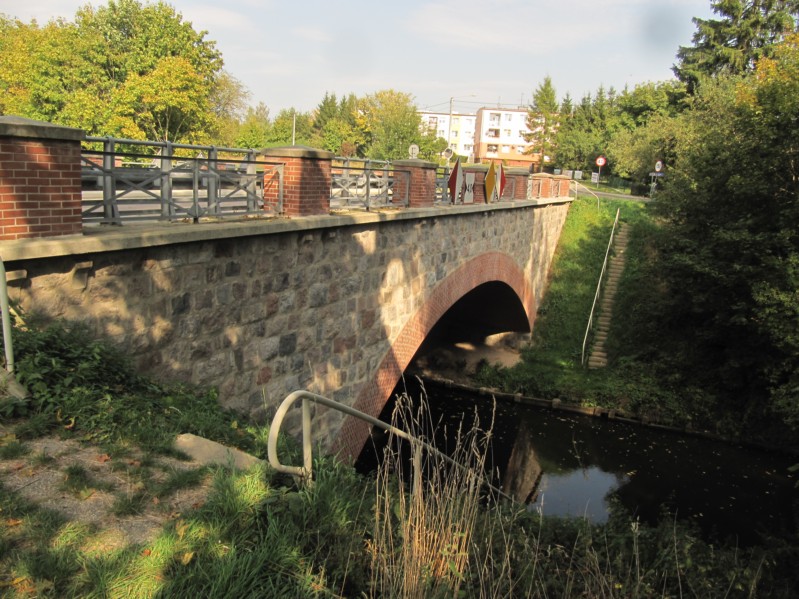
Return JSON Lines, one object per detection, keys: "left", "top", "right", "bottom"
{"left": 596, "top": 156, "right": 607, "bottom": 167}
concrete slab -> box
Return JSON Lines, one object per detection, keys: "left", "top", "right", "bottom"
{"left": 174, "top": 433, "right": 263, "bottom": 470}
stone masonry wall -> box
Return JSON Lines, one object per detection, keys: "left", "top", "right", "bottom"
{"left": 6, "top": 201, "right": 569, "bottom": 456}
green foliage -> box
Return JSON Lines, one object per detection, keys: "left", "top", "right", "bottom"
{"left": 674, "top": 0, "right": 799, "bottom": 91}
{"left": 357, "top": 89, "right": 423, "bottom": 160}
{"left": 9, "top": 319, "right": 250, "bottom": 453}
{"left": 0, "top": 0, "right": 224, "bottom": 143}
{"left": 526, "top": 76, "right": 560, "bottom": 172}
{"left": 620, "top": 36, "right": 799, "bottom": 444}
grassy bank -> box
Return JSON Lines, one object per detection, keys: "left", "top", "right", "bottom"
{"left": 1, "top": 280, "right": 796, "bottom": 596}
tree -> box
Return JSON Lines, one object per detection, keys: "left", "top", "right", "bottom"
{"left": 209, "top": 71, "right": 250, "bottom": 146}
{"left": 234, "top": 103, "right": 270, "bottom": 149}
{"left": 0, "top": 1, "right": 224, "bottom": 143}
{"left": 357, "top": 90, "right": 422, "bottom": 160}
{"left": 637, "top": 35, "right": 799, "bottom": 433}
{"left": 525, "top": 77, "right": 559, "bottom": 172}
{"left": 674, "top": 0, "right": 799, "bottom": 91}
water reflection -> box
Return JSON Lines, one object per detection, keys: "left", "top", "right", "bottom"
{"left": 358, "top": 378, "right": 798, "bottom": 546}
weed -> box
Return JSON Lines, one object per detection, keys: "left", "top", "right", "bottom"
{"left": 0, "top": 438, "right": 29, "bottom": 459}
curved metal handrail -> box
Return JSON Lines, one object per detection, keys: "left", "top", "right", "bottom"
{"left": 267, "top": 389, "right": 514, "bottom": 503}
{"left": 580, "top": 208, "right": 621, "bottom": 365}
{"left": 0, "top": 256, "right": 14, "bottom": 374}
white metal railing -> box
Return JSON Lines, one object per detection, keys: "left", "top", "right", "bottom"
{"left": 81, "top": 137, "right": 284, "bottom": 224}
{"left": 267, "top": 389, "right": 514, "bottom": 502}
{"left": 580, "top": 208, "right": 621, "bottom": 365}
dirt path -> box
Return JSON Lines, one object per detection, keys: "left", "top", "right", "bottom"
{"left": 0, "top": 428, "right": 212, "bottom": 550}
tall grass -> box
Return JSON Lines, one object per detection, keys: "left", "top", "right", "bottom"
{"left": 369, "top": 389, "right": 495, "bottom": 597}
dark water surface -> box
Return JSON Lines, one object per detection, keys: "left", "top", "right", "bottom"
{"left": 357, "top": 378, "right": 798, "bottom": 545}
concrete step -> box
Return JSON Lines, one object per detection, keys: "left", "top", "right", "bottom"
{"left": 591, "top": 350, "right": 608, "bottom": 359}
{"left": 588, "top": 359, "right": 607, "bottom": 369}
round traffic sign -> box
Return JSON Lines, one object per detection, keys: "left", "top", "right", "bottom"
{"left": 408, "top": 143, "right": 420, "bottom": 159}
{"left": 655, "top": 160, "right": 663, "bottom": 172}
{"left": 596, "top": 156, "right": 606, "bottom": 167}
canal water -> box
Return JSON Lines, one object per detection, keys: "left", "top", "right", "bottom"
{"left": 356, "top": 378, "right": 798, "bottom": 546}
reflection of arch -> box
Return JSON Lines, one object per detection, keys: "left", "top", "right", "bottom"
{"left": 332, "top": 251, "right": 535, "bottom": 461}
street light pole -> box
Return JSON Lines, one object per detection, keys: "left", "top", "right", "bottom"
{"left": 446, "top": 94, "right": 476, "bottom": 166}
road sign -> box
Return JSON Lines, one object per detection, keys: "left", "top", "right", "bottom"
{"left": 655, "top": 160, "right": 663, "bottom": 172}
{"left": 408, "top": 144, "right": 419, "bottom": 159}
{"left": 591, "top": 172, "right": 600, "bottom": 184}
{"left": 596, "top": 156, "right": 606, "bottom": 167}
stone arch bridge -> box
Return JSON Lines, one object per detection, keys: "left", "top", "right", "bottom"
{"left": 0, "top": 117, "right": 572, "bottom": 460}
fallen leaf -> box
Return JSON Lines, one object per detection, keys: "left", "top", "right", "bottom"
{"left": 96, "top": 454, "right": 111, "bottom": 463}
{"left": 152, "top": 496, "right": 160, "bottom": 505}
{"left": 142, "top": 549, "right": 151, "bottom": 557}
{"left": 180, "top": 551, "right": 195, "bottom": 565}
{"left": 5, "top": 518, "right": 23, "bottom": 527}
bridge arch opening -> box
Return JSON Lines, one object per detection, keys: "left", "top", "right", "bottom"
{"left": 334, "top": 252, "right": 537, "bottom": 461}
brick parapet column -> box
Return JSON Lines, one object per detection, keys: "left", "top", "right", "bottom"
{"left": 553, "top": 175, "right": 571, "bottom": 197}
{"left": 260, "top": 146, "right": 334, "bottom": 217}
{"left": 463, "top": 165, "right": 489, "bottom": 204}
{"left": 391, "top": 159, "right": 437, "bottom": 208}
{"left": 506, "top": 167, "right": 531, "bottom": 200}
{"left": 0, "top": 116, "right": 84, "bottom": 241}
{"left": 532, "top": 173, "right": 554, "bottom": 198}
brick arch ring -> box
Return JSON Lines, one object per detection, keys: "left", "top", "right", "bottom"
{"left": 331, "top": 251, "right": 535, "bottom": 462}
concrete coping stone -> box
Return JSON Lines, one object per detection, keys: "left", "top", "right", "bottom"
{"left": 259, "top": 145, "right": 335, "bottom": 160}
{"left": 505, "top": 167, "right": 533, "bottom": 175}
{"left": 391, "top": 158, "right": 437, "bottom": 169}
{"left": 0, "top": 115, "right": 85, "bottom": 142}
{"left": 463, "top": 164, "right": 490, "bottom": 172}
{"left": 173, "top": 433, "right": 263, "bottom": 470}
{"left": 531, "top": 172, "right": 555, "bottom": 179}
{"left": 0, "top": 197, "right": 573, "bottom": 263}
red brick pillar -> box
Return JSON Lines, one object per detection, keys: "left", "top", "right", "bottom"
{"left": 533, "top": 173, "right": 553, "bottom": 198}
{"left": 463, "top": 165, "right": 489, "bottom": 204}
{"left": 506, "top": 167, "right": 530, "bottom": 200}
{"left": 391, "top": 159, "right": 436, "bottom": 208}
{"left": 554, "top": 175, "right": 570, "bottom": 197}
{"left": 260, "top": 146, "right": 334, "bottom": 216}
{"left": 0, "top": 116, "right": 84, "bottom": 240}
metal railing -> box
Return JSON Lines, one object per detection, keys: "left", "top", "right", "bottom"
{"left": 330, "top": 157, "right": 408, "bottom": 210}
{"left": 81, "top": 137, "right": 284, "bottom": 224}
{"left": 0, "top": 256, "right": 14, "bottom": 375}
{"left": 267, "top": 389, "right": 514, "bottom": 502}
{"left": 580, "top": 208, "right": 621, "bottom": 365}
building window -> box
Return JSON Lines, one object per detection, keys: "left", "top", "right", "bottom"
{"left": 452, "top": 117, "right": 460, "bottom": 126}
{"left": 504, "top": 113, "right": 513, "bottom": 122}
{"left": 487, "top": 128, "right": 500, "bottom": 138}
{"left": 502, "top": 145, "right": 511, "bottom": 153}
{"left": 487, "top": 144, "right": 498, "bottom": 153}
{"left": 489, "top": 113, "right": 501, "bottom": 126}
{"left": 451, "top": 130, "right": 458, "bottom": 139}
{"left": 464, "top": 144, "right": 473, "bottom": 151}
{"left": 503, "top": 129, "right": 512, "bottom": 137}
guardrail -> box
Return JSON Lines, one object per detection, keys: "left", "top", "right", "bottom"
{"left": 330, "top": 157, "right": 407, "bottom": 210}
{"left": 267, "top": 389, "right": 514, "bottom": 502}
{"left": 580, "top": 208, "right": 621, "bottom": 365}
{"left": 81, "top": 137, "right": 284, "bottom": 224}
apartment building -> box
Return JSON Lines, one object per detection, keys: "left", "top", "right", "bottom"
{"left": 419, "top": 106, "right": 543, "bottom": 167}
{"left": 473, "top": 107, "right": 538, "bottom": 168}
{"left": 418, "top": 111, "right": 477, "bottom": 161}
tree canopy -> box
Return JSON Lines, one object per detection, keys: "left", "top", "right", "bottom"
{"left": 674, "top": 0, "right": 799, "bottom": 91}
{"left": 0, "top": 0, "right": 225, "bottom": 143}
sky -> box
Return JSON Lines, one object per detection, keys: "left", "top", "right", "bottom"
{"left": 0, "top": 0, "right": 716, "bottom": 116}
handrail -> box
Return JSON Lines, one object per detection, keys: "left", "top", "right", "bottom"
{"left": 0, "top": 256, "right": 13, "bottom": 374}
{"left": 580, "top": 208, "right": 621, "bottom": 365}
{"left": 267, "top": 389, "right": 514, "bottom": 503}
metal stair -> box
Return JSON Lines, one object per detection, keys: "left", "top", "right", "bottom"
{"left": 587, "top": 224, "right": 630, "bottom": 369}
